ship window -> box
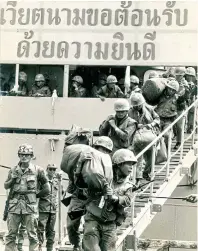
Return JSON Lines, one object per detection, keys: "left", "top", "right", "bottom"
{"left": 18, "top": 64, "right": 64, "bottom": 97}
{"left": 68, "top": 65, "right": 134, "bottom": 98}
{"left": 0, "top": 64, "right": 16, "bottom": 96}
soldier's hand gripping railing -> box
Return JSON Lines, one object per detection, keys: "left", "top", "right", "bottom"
{"left": 129, "top": 97, "right": 198, "bottom": 225}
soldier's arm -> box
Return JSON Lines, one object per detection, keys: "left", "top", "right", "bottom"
{"left": 37, "top": 168, "right": 50, "bottom": 198}
{"left": 99, "top": 120, "right": 110, "bottom": 136}
{"left": 4, "top": 170, "right": 15, "bottom": 190}
{"left": 150, "top": 108, "right": 161, "bottom": 127}
{"left": 117, "top": 187, "right": 132, "bottom": 208}
{"left": 112, "top": 121, "right": 137, "bottom": 142}
{"left": 117, "top": 87, "right": 125, "bottom": 98}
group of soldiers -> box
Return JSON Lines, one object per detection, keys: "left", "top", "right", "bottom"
{"left": 4, "top": 144, "right": 61, "bottom": 251}
{"left": 1, "top": 72, "right": 52, "bottom": 97}
{"left": 3, "top": 66, "right": 198, "bottom": 251}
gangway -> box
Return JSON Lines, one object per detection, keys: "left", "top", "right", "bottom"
{"left": 57, "top": 99, "right": 198, "bottom": 251}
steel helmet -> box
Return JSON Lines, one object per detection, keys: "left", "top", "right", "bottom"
{"left": 72, "top": 76, "right": 83, "bottom": 85}
{"left": 94, "top": 136, "right": 113, "bottom": 152}
{"left": 107, "top": 75, "right": 117, "bottom": 84}
{"left": 130, "top": 75, "right": 139, "bottom": 84}
{"left": 130, "top": 93, "right": 145, "bottom": 107}
{"left": 114, "top": 99, "right": 130, "bottom": 111}
{"left": 149, "top": 71, "right": 159, "bottom": 79}
{"left": 186, "top": 67, "right": 196, "bottom": 77}
{"left": 174, "top": 67, "right": 186, "bottom": 76}
{"left": 35, "top": 74, "right": 45, "bottom": 82}
{"left": 112, "top": 149, "right": 137, "bottom": 165}
{"left": 18, "top": 144, "right": 34, "bottom": 155}
{"left": 47, "top": 164, "right": 58, "bottom": 169}
{"left": 165, "top": 80, "right": 179, "bottom": 92}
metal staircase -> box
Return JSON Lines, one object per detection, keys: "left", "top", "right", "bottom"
{"left": 57, "top": 91, "right": 198, "bottom": 251}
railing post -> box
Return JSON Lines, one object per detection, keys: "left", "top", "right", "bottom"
{"left": 150, "top": 144, "right": 156, "bottom": 198}
{"left": 179, "top": 116, "right": 186, "bottom": 163}
{"left": 166, "top": 130, "right": 172, "bottom": 179}
{"left": 58, "top": 174, "right": 62, "bottom": 245}
{"left": 191, "top": 99, "right": 197, "bottom": 148}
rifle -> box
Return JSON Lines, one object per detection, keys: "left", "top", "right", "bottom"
{"left": 3, "top": 188, "right": 13, "bottom": 221}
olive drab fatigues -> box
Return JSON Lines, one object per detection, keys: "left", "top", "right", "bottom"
{"left": 83, "top": 176, "right": 133, "bottom": 251}
{"left": 155, "top": 92, "right": 178, "bottom": 147}
{"left": 99, "top": 115, "right": 137, "bottom": 154}
{"left": 66, "top": 183, "right": 88, "bottom": 249}
{"left": 29, "top": 85, "right": 52, "bottom": 97}
{"left": 37, "top": 173, "right": 59, "bottom": 251}
{"left": 127, "top": 86, "right": 142, "bottom": 98}
{"left": 175, "top": 82, "right": 188, "bottom": 144}
{"left": 97, "top": 85, "right": 125, "bottom": 98}
{"left": 186, "top": 82, "right": 196, "bottom": 132}
{"left": 128, "top": 104, "right": 160, "bottom": 178}
{"left": 4, "top": 164, "right": 48, "bottom": 251}
{"left": 69, "top": 86, "right": 88, "bottom": 97}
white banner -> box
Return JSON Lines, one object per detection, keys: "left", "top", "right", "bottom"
{"left": 0, "top": 1, "right": 197, "bottom": 65}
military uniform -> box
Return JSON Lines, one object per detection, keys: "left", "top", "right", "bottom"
{"left": 97, "top": 85, "right": 124, "bottom": 98}
{"left": 99, "top": 115, "right": 137, "bottom": 153}
{"left": 129, "top": 104, "right": 160, "bottom": 178}
{"left": 4, "top": 163, "right": 49, "bottom": 251}
{"left": 37, "top": 172, "right": 59, "bottom": 251}
{"left": 155, "top": 92, "right": 178, "bottom": 146}
{"left": 69, "top": 86, "right": 87, "bottom": 97}
{"left": 83, "top": 175, "right": 133, "bottom": 251}
{"left": 29, "top": 85, "right": 52, "bottom": 97}
{"left": 127, "top": 86, "right": 142, "bottom": 98}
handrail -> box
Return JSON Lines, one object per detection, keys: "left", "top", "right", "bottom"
{"left": 136, "top": 98, "right": 198, "bottom": 159}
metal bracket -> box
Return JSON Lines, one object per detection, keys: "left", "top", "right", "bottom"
{"left": 49, "top": 138, "right": 59, "bottom": 152}
{"left": 180, "top": 167, "right": 190, "bottom": 175}
{"left": 125, "top": 234, "right": 138, "bottom": 250}
{"left": 151, "top": 203, "right": 162, "bottom": 213}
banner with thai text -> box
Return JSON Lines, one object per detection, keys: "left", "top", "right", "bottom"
{"left": 0, "top": 1, "right": 197, "bottom": 65}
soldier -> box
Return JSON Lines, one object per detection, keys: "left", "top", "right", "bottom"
{"left": 66, "top": 137, "right": 113, "bottom": 251}
{"left": 96, "top": 75, "right": 125, "bottom": 99}
{"left": 155, "top": 80, "right": 179, "bottom": 148}
{"left": 127, "top": 75, "right": 142, "bottom": 98}
{"left": 9, "top": 72, "right": 28, "bottom": 96}
{"left": 128, "top": 93, "right": 160, "bottom": 182}
{"left": 29, "top": 74, "right": 52, "bottom": 97}
{"left": 174, "top": 67, "right": 189, "bottom": 149}
{"left": 185, "top": 67, "right": 196, "bottom": 133}
{"left": 4, "top": 144, "right": 50, "bottom": 251}
{"left": 83, "top": 149, "right": 137, "bottom": 251}
{"left": 91, "top": 73, "right": 107, "bottom": 97}
{"left": 37, "top": 164, "right": 61, "bottom": 251}
{"left": 99, "top": 99, "right": 137, "bottom": 154}
{"left": 69, "top": 76, "right": 87, "bottom": 97}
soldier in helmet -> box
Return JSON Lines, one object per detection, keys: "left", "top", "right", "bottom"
{"left": 185, "top": 67, "right": 196, "bottom": 133}
{"left": 83, "top": 149, "right": 137, "bottom": 251}
{"left": 174, "top": 67, "right": 189, "bottom": 149}
{"left": 4, "top": 144, "right": 50, "bottom": 251}
{"left": 66, "top": 136, "right": 113, "bottom": 251}
{"left": 99, "top": 99, "right": 137, "bottom": 154}
{"left": 91, "top": 73, "right": 107, "bottom": 97}
{"left": 37, "top": 164, "right": 62, "bottom": 251}
{"left": 126, "top": 75, "right": 142, "bottom": 98}
{"left": 29, "top": 74, "right": 52, "bottom": 97}
{"left": 155, "top": 79, "right": 180, "bottom": 148}
{"left": 69, "top": 75, "right": 87, "bottom": 98}
{"left": 96, "top": 75, "right": 124, "bottom": 99}
{"left": 9, "top": 72, "right": 28, "bottom": 96}
{"left": 129, "top": 93, "right": 160, "bottom": 182}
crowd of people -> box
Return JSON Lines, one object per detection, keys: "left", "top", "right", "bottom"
{"left": 2, "top": 66, "right": 198, "bottom": 251}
